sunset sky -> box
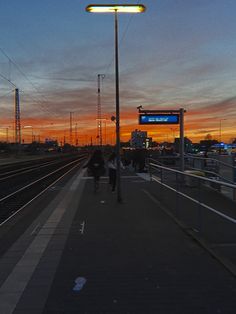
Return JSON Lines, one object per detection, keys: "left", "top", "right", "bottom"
{"left": 0, "top": 0, "right": 236, "bottom": 144}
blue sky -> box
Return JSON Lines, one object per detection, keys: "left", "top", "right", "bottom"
{"left": 0, "top": 0, "right": 236, "bottom": 142}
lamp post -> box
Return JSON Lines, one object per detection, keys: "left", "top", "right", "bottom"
{"left": 86, "top": 4, "right": 146, "bottom": 202}
{"left": 219, "top": 119, "right": 227, "bottom": 143}
{"left": 97, "top": 74, "right": 105, "bottom": 146}
{"left": 219, "top": 118, "right": 226, "bottom": 154}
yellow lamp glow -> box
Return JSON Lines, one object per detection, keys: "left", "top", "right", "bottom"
{"left": 86, "top": 4, "right": 146, "bottom": 13}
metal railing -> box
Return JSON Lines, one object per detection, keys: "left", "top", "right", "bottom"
{"left": 147, "top": 158, "right": 236, "bottom": 238}
{"left": 185, "top": 154, "right": 236, "bottom": 183}
{"left": 150, "top": 153, "right": 236, "bottom": 199}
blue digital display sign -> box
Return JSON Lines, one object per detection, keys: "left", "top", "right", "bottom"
{"left": 139, "top": 114, "right": 179, "bottom": 124}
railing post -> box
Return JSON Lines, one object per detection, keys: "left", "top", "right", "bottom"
{"left": 175, "top": 172, "right": 179, "bottom": 218}
{"left": 197, "top": 178, "right": 203, "bottom": 235}
{"left": 148, "top": 158, "right": 152, "bottom": 181}
{"left": 233, "top": 186, "right": 236, "bottom": 201}
{"left": 179, "top": 108, "right": 185, "bottom": 172}
{"left": 161, "top": 167, "right": 163, "bottom": 183}
{"left": 160, "top": 167, "right": 164, "bottom": 200}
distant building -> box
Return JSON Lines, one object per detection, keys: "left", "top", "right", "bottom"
{"left": 130, "top": 129, "right": 151, "bottom": 148}
{"left": 174, "top": 137, "right": 193, "bottom": 153}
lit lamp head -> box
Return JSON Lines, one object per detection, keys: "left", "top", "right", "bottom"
{"left": 86, "top": 4, "right": 146, "bottom": 13}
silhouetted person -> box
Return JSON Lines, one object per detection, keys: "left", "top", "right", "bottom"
{"left": 132, "top": 149, "right": 139, "bottom": 171}
{"left": 86, "top": 149, "right": 105, "bottom": 192}
{"left": 138, "top": 149, "right": 146, "bottom": 172}
{"left": 107, "top": 152, "right": 124, "bottom": 192}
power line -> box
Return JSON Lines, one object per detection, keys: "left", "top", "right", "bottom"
{"left": 20, "top": 90, "right": 62, "bottom": 119}
{"left": 28, "top": 75, "right": 94, "bottom": 82}
{"left": 0, "top": 72, "right": 16, "bottom": 88}
{"left": 0, "top": 90, "right": 14, "bottom": 99}
{"left": 0, "top": 47, "right": 61, "bottom": 117}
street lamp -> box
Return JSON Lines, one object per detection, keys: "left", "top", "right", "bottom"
{"left": 86, "top": 4, "right": 146, "bottom": 202}
{"left": 97, "top": 74, "right": 105, "bottom": 146}
{"left": 219, "top": 119, "right": 227, "bottom": 154}
{"left": 219, "top": 119, "right": 227, "bottom": 143}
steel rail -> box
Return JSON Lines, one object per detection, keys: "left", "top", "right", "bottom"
{"left": 0, "top": 157, "right": 83, "bottom": 202}
{"left": 0, "top": 159, "right": 83, "bottom": 227}
{"left": 0, "top": 159, "right": 60, "bottom": 181}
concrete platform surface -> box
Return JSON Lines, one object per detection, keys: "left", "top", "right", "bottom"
{"left": 0, "top": 167, "right": 235, "bottom": 314}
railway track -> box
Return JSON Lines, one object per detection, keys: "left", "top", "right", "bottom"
{"left": 0, "top": 153, "right": 87, "bottom": 226}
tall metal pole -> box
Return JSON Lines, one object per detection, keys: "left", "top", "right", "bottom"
{"left": 97, "top": 74, "right": 105, "bottom": 146}
{"left": 31, "top": 127, "right": 33, "bottom": 143}
{"left": 6, "top": 128, "right": 8, "bottom": 143}
{"left": 114, "top": 11, "right": 122, "bottom": 202}
{"left": 75, "top": 123, "right": 78, "bottom": 146}
{"left": 219, "top": 119, "right": 222, "bottom": 143}
{"left": 179, "top": 108, "right": 185, "bottom": 172}
{"left": 70, "top": 112, "right": 73, "bottom": 145}
{"left": 104, "top": 119, "right": 107, "bottom": 145}
{"left": 15, "top": 88, "right": 21, "bottom": 144}
{"left": 219, "top": 119, "right": 226, "bottom": 154}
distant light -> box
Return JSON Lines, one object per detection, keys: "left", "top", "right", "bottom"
{"left": 86, "top": 4, "right": 146, "bottom": 13}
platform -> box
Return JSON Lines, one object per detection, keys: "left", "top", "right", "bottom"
{"left": 0, "top": 166, "right": 236, "bottom": 313}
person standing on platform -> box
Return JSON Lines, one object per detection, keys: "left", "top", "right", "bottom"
{"left": 86, "top": 149, "right": 105, "bottom": 192}
{"left": 107, "top": 152, "right": 124, "bottom": 192}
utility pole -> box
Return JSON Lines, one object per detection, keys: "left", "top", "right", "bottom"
{"left": 75, "top": 123, "right": 78, "bottom": 146}
{"left": 15, "top": 88, "right": 21, "bottom": 144}
{"left": 6, "top": 127, "right": 9, "bottom": 143}
{"left": 70, "top": 112, "right": 73, "bottom": 146}
{"left": 179, "top": 108, "right": 185, "bottom": 172}
{"left": 97, "top": 74, "right": 105, "bottom": 146}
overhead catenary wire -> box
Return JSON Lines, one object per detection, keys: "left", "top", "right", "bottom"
{"left": 28, "top": 75, "right": 94, "bottom": 82}
{"left": 0, "top": 72, "right": 16, "bottom": 88}
{"left": 0, "top": 90, "right": 14, "bottom": 99}
{"left": 0, "top": 47, "right": 62, "bottom": 118}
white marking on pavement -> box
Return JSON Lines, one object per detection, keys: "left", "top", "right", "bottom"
{"left": 73, "top": 277, "right": 86, "bottom": 292}
{"left": 80, "top": 221, "right": 85, "bottom": 234}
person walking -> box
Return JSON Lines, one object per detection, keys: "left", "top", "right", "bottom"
{"left": 86, "top": 149, "right": 105, "bottom": 192}
{"left": 107, "top": 152, "right": 124, "bottom": 192}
